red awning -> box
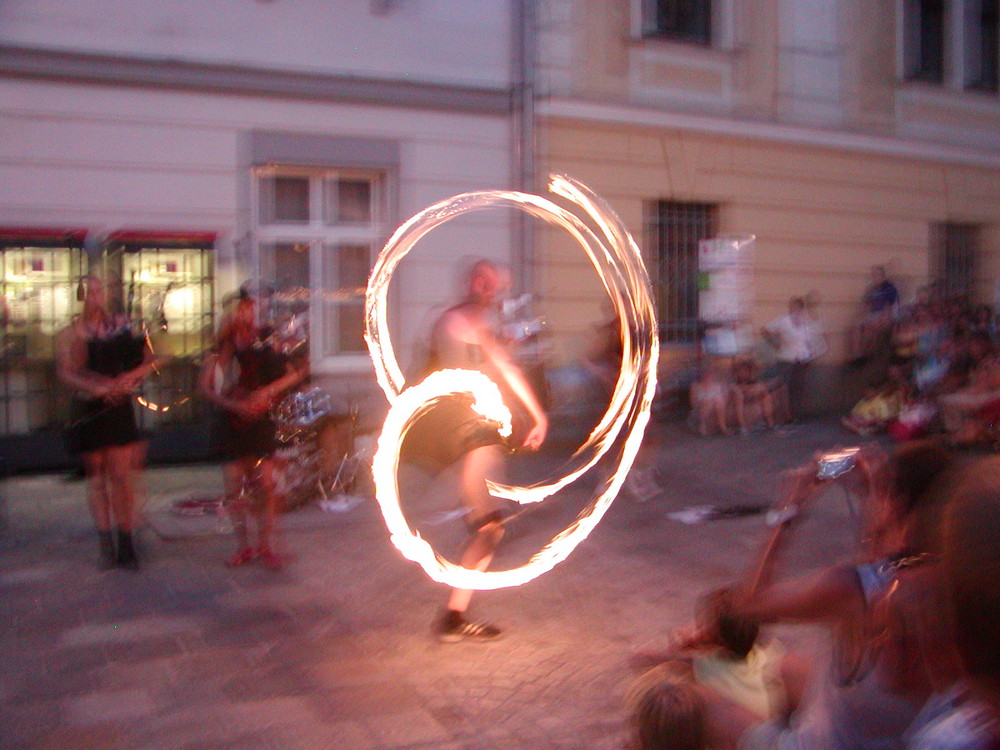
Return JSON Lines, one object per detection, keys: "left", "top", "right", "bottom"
{"left": 104, "top": 230, "right": 217, "bottom": 250}
{"left": 0, "top": 227, "right": 88, "bottom": 248}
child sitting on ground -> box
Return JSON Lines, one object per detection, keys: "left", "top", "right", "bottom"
{"left": 690, "top": 361, "right": 734, "bottom": 436}
{"left": 630, "top": 588, "right": 789, "bottom": 725}
{"left": 842, "top": 365, "right": 909, "bottom": 436}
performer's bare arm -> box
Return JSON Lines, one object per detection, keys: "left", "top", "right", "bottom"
{"left": 445, "top": 309, "right": 548, "bottom": 449}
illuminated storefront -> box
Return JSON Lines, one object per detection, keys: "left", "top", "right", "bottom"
{"left": 0, "top": 228, "right": 86, "bottom": 442}
{"left": 100, "top": 231, "right": 215, "bottom": 431}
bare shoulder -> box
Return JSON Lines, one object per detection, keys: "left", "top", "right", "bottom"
{"left": 437, "top": 303, "right": 489, "bottom": 344}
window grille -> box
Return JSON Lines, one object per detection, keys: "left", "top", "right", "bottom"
{"left": 931, "top": 222, "right": 978, "bottom": 302}
{"left": 647, "top": 201, "right": 717, "bottom": 343}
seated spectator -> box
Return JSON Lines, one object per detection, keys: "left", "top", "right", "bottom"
{"left": 731, "top": 355, "right": 787, "bottom": 434}
{"left": 938, "top": 346, "right": 1000, "bottom": 445}
{"left": 666, "top": 441, "right": 953, "bottom": 750}
{"left": 887, "top": 395, "right": 938, "bottom": 443}
{"left": 914, "top": 340, "right": 954, "bottom": 395}
{"left": 625, "top": 663, "right": 712, "bottom": 750}
{"left": 843, "top": 366, "right": 909, "bottom": 436}
{"left": 690, "top": 361, "right": 734, "bottom": 436}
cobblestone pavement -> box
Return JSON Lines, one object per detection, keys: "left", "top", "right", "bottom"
{"left": 1, "top": 417, "right": 869, "bottom": 749}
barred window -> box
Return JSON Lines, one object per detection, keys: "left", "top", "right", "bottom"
{"left": 647, "top": 201, "right": 717, "bottom": 343}
{"left": 931, "top": 222, "right": 978, "bottom": 302}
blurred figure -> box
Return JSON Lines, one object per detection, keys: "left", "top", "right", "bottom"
{"left": 56, "top": 275, "right": 157, "bottom": 569}
{"left": 638, "top": 440, "right": 955, "bottom": 750}
{"left": 762, "top": 297, "right": 814, "bottom": 420}
{"left": 426, "top": 260, "right": 548, "bottom": 642}
{"left": 626, "top": 663, "right": 716, "bottom": 750}
{"left": 690, "top": 361, "right": 734, "bottom": 436}
{"left": 939, "top": 460, "right": 1000, "bottom": 747}
{"left": 198, "top": 285, "right": 308, "bottom": 570}
{"left": 731, "top": 355, "right": 787, "bottom": 434}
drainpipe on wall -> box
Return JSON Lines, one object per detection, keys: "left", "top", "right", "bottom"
{"left": 512, "top": 0, "right": 537, "bottom": 294}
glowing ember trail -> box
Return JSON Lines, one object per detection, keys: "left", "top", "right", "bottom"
{"left": 365, "top": 174, "right": 659, "bottom": 589}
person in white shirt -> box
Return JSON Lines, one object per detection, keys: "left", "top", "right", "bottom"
{"left": 763, "top": 297, "right": 813, "bottom": 420}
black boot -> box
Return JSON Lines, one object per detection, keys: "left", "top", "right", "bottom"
{"left": 116, "top": 528, "right": 139, "bottom": 570}
{"left": 97, "top": 530, "right": 116, "bottom": 570}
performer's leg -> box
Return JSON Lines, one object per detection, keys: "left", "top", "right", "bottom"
{"left": 105, "top": 443, "right": 140, "bottom": 569}
{"left": 83, "top": 450, "right": 114, "bottom": 568}
{"left": 224, "top": 458, "right": 254, "bottom": 566}
{"left": 253, "top": 457, "right": 282, "bottom": 570}
{"left": 437, "top": 445, "right": 505, "bottom": 641}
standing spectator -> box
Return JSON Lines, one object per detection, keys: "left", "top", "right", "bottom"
{"left": 56, "top": 275, "right": 157, "bottom": 569}
{"left": 804, "top": 289, "right": 830, "bottom": 362}
{"left": 857, "top": 265, "right": 901, "bottom": 357}
{"left": 762, "top": 297, "right": 813, "bottom": 420}
{"left": 866, "top": 264, "right": 900, "bottom": 320}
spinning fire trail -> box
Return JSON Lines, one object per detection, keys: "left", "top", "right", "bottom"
{"left": 365, "top": 174, "right": 658, "bottom": 590}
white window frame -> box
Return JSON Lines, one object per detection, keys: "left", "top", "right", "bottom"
{"left": 251, "top": 165, "right": 385, "bottom": 373}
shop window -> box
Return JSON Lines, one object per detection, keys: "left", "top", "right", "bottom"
{"left": 642, "top": 0, "right": 713, "bottom": 44}
{"left": 0, "top": 229, "right": 86, "bottom": 436}
{"left": 254, "top": 167, "right": 384, "bottom": 368}
{"left": 101, "top": 232, "right": 215, "bottom": 428}
{"left": 647, "top": 201, "right": 717, "bottom": 343}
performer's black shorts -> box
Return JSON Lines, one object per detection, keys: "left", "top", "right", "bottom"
{"left": 400, "top": 393, "right": 506, "bottom": 473}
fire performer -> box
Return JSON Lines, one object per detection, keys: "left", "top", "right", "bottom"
{"left": 421, "top": 260, "right": 548, "bottom": 642}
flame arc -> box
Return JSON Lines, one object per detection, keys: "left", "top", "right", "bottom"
{"left": 365, "top": 174, "right": 658, "bottom": 589}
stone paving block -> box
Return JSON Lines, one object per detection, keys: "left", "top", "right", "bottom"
{"left": 27, "top": 721, "right": 132, "bottom": 750}
{"left": 363, "top": 708, "right": 454, "bottom": 748}
{"left": 0, "top": 697, "right": 66, "bottom": 748}
{"left": 63, "top": 687, "right": 159, "bottom": 725}
{"left": 61, "top": 614, "right": 202, "bottom": 646}
{"left": 3, "top": 419, "right": 880, "bottom": 749}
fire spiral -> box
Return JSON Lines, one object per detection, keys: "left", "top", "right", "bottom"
{"left": 365, "top": 174, "right": 658, "bottom": 589}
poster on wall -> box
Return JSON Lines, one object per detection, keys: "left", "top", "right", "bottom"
{"left": 698, "top": 235, "right": 755, "bottom": 355}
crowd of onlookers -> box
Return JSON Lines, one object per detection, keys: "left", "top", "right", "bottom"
{"left": 621, "top": 266, "right": 1000, "bottom": 749}
{"left": 624, "top": 439, "right": 1000, "bottom": 750}
{"left": 673, "top": 264, "right": 1000, "bottom": 450}
{"left": 843, "top": 283, "right": 1000, "bottom": 448}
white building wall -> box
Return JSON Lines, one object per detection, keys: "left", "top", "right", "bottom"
{"left": 0, "top": 0, "right": 513, "bottom": 88}
{"left": 0, "top": 80, "right": 513, "bottom": 384}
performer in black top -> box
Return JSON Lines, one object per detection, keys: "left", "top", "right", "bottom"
{"left": 56, "top": 275, "right": 157, "bottom": 569}
{"left": 198, "top": 285, "right": 308, "bottom": 570}
{"left": 423, "top": 260, "right": 548, "bottom": 642}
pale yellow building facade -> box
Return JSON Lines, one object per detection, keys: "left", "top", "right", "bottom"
{"left": 532, "top": 0, "right": 1000, "bottom": 410}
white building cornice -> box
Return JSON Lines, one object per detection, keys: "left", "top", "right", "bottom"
{"left": 538, "top": 97, "right": 1000, "bottom": 170}
{"left": 0, "top": 44, "right": 513, "bottom": 116}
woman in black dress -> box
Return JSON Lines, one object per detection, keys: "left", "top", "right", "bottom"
{"left": 198, "top": 287, "right": 307, "bottom": 569}
{"left": 56, "top": 275, "right": 156, "bottom": 569}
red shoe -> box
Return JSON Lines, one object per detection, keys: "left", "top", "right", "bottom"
{"left": 256, "top": 546, "right": 282, "bottom": 570}
{"left": 225, "top": 547, "right": 255, "bottom": 568}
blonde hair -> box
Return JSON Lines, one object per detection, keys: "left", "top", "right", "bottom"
{"left": 625, "top": 665, "right": 708, "bottom": 750}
